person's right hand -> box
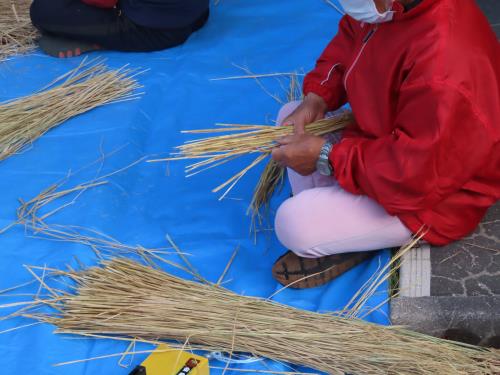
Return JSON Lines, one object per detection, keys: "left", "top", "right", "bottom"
{"left": 282, "top": 93, "right": 328, "bottom": 134}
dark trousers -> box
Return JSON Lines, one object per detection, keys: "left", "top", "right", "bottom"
{"left": 30, "top": 0, "right": 209, "bottom": 52}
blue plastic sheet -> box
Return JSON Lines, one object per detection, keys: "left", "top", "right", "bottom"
{"left": 0, "top": 1, "right": 391, "bottom": 374}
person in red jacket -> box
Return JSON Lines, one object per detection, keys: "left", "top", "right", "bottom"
{"left": 29, "top": 0, "right": 209, "bottom": 58}
{"left": 271, "top": 0, "right": 500, "bottom": 289}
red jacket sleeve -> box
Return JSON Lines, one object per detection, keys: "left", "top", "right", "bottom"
{"left": 81, "top": 0, "right": 117, "bottom": 8}
{"left": 302, "top": 16, "right": 355, "bottom": 111}
{"left": 330, "top": 80, "right": 498, "bottom": 215}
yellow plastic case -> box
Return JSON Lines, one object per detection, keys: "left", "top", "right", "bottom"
{"left": 130, "top": 344, "right": 209, "bottom": 375}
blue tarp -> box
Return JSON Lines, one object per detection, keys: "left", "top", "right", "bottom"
{"left": 0, "top": 1, "right": 391, "bottom": 374}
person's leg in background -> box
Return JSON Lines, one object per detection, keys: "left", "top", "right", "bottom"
{"left": 30, "top": 0, "right": 115, "bottom": 57}
{"left": 272, "top": 101, "right": 413, "bottom": 288}
{"left": 30, "top": 0, "right": 209, "bottom": 57}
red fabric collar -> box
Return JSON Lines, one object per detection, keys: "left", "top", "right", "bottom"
{"left": 392, "top": 0, "right": 438, "bottom": 21}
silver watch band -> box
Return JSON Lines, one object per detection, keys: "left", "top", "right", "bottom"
{"left": 317, "top": 141, "right": 334, "bottom": 176}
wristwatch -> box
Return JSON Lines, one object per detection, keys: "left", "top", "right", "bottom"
{"left": 316, "top": 141, "right": 334, "bottom": 176}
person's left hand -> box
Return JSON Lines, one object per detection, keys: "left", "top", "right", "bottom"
{"left": 271, "top": 134, "right": 326, "bottom": 176}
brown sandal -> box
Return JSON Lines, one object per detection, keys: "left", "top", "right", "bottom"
{"left": 272, "top": 250, "right": 376, "bottom": 289}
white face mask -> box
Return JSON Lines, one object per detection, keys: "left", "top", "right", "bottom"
{"left": 338, "top": 0, "right": 395, "bottom": 24}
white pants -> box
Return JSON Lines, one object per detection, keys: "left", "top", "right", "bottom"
{"left": 274, "top": 101, "right": 413, "bottom": 258}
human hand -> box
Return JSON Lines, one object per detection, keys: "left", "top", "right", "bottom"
{"left": 282, "top": 93, "right": 328, "bottom": 134}
{"left": 271, "top": 134, "right": 326, "bottom": 176}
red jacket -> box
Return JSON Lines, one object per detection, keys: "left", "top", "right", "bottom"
{"left": 81, "top": 0, "right": 117, "bottom": 8}
{"left": 303, "top": 0, "right": 500, "bottom": 246}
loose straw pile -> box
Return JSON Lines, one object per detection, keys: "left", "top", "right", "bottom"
{"left": 0, "top": 157, "right": 192, "bottom": 272}
{"left": 149, "top": 111, "right": 353, "bottom": 199}
{"left": 0, "top": 58, "right": 141, "bottom": 162}
{"left": 7, "top": 257, "right": 499, "bottom": 374}
{"left": 0, "top": 0, "right": 37, "bottom": 61}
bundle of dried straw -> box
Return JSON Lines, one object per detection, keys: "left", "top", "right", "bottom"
{"left": 9, "top": 257, "right": 499, "bottom": 375}
{"left": 248, "top": 158, "right": 285, "bottom": 233}
{"left": 210, "top": 69, "right": 304, "bottom": 229}
{"left": 0, "top": 0, "right": 37, "bottom": 61}
{"left": 0, "top": 58, "right": 141, "bottom": 161}
{"left": 149, "top": 111, "right": 353, "bottom": 199}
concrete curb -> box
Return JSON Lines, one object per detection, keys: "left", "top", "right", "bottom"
{"left": 391, "top": 296, "right": 500, "bottom": 347}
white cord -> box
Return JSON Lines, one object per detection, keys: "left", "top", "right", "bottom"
{"left": 208, "top": 352, "right": 263, "bottom": 365}
{"left": 324, "top": 0, "right": 346, "bottom": 16}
